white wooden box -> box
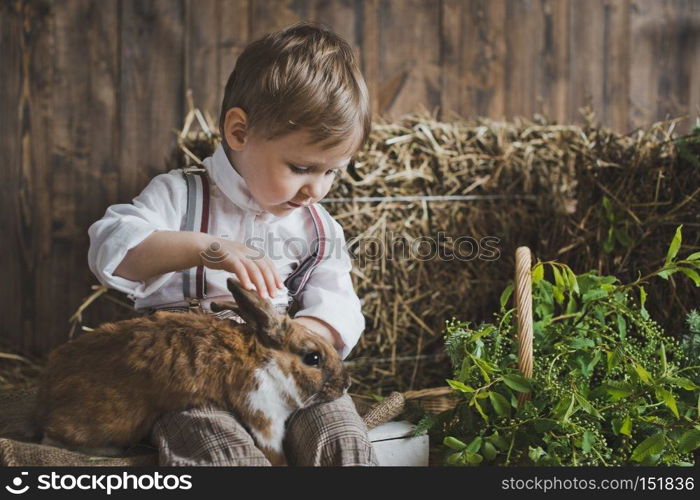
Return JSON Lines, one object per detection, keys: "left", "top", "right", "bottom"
{"left": 368, "top": 420, "right": 429, "bottom": 466}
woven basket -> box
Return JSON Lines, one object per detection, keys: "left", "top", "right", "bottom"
{"left": 0, "top": 388, "right": 404, "bottom": 466}
{"left": 405, "top": 247, "right": 534, "bottom": 413}
{"left": 404, "top": 387, "right": 459, "bottom": 414}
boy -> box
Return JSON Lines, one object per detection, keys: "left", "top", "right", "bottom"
{"left": 87, "top": 22, "right": 376, "bottom": 466}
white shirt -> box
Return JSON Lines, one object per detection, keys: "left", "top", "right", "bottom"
{"left": 87, "top": 145, "right": 364, "bottom": 359}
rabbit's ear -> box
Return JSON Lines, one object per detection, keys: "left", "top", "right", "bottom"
{"left": 226, "top": 278, "right": 284, "bottom": 340}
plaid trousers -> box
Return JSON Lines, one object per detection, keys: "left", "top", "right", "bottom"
{"left": 145, "top": 307, "right": 378, "bottom": 466}
{"left": 150, "top": 394, "right": 378, "bottom": 466}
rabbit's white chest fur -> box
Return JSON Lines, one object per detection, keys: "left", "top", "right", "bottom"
{"left": 246, "top": 359, "right": 304, "bottom": 454}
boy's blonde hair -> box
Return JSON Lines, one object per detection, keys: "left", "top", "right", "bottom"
{"left": 219, "top": 22, "right": 371, "bottom": 152}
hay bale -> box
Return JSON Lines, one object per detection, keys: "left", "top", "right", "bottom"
{"left": 327, "top": 112, "right": 699, "bottom": 394}
{"left": 78, "top": 109, "right": 700, "bottom": 395}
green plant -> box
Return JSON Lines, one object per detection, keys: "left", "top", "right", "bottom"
{"left": 687, "top": 310, "right": 700, "bottom": 335}
{"left": 680, "top": 309, "right": 700, "bottom": 379}
{"left": 674, "top": 123, "right": 700, "bottom": 170}
{"left": 420, "top": 226, "right": 700, "bottom": 466}
{"left": 600, "top": 196, "right": 635, "bottom": 254}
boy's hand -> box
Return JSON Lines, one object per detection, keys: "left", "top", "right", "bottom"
{"left": 198, "top": 236, "right": 283, "bottom": 299}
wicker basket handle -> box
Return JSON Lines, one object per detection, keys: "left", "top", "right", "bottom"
{"left": 515, "top": 247, "right": 534, "bottom": 406}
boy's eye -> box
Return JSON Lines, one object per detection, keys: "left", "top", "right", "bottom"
{"left": 288, "top": 164, "right": 339, "bottom": 177}
{"left": 288, "top": 164, "right": 309, "bottom": 174}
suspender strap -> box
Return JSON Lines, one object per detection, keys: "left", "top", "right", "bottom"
{"left": 180, "top": 167, "right": 334, "bottom": 300}
{"left": 181, "top": 169, "right": 210, "bottom": 300}
{"left": 284, "top": 204, "right": 337, "bottom": 297}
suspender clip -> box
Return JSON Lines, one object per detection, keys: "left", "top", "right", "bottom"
{"left": 188, "top": 298, "right": 203, "bottom": 312}
{"left": 182, "top": 166, "right": 207, "bottom": 174}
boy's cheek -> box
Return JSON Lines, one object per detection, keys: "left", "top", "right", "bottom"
{"left": 295, "top": 316, "right": 330, "bottom": 341}
{"left": 253, "top": 179, "right": 296, "bottom": 205}
{"left": 294, "top": 316, "right": 343, "bottom": 352}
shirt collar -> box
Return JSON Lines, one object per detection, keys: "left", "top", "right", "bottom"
{"left": 207, "top": 144, "right": 264, "bottom": 213}
{"left": 206, "top": 145, "right": 288, "bottom": 222}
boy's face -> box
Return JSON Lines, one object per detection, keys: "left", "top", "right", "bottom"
{"left": 225, "top": 109, "right": 359, "bottom": 217}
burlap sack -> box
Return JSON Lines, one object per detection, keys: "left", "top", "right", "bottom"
{"left": 0, "top": 389, "right": 158, "bottom": 466}
{"left": 0, "top": 388, "right": 404, "bottom": 466}
{"left": 0, "top": 388, "right": 38, "bottom": 441}
{"left": 0, "top": 439, "right": 157, "bottom": 467}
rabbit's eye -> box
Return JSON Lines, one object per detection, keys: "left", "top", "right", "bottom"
{"left": 303, "top": 352, "right": 321, "bottom": 366}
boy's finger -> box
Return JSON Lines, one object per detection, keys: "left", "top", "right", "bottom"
{"left": 243, "top": 260, "right": 269, "bottom": 299}
{"left": 229, "top": 260, "right": 254, "bottom": 291}
{"left": 257, "top": 262, "right": 278, "bottom": 298}
{"left": 264, "top": 257, "right": 284, "bottom": 289}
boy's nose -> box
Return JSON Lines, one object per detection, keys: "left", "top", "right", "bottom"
{"left": 301, "top": 182, "right": 324, "bottom": 202}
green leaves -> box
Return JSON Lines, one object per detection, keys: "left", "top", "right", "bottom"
{"left": 500, "top": 283, "right": 514, "bottom": 310}
{"left": 678, "top": 429, "right": 700, "bottom": 453}
{"left": 532, "top": 263, "right": 544, "bottom": 284}
{"left": 574, "top": 393, "right": 602, "bottom": 419}
{"left": 620, "top": 415, "right": 632, "bottom": 436}
{"left": 462, "top": 452, "right": 483, "bottom": 465}
{"left": 655, "top": 387, "right": 679, "bottom": 419}
{"left": 657, "top": 225, "right": 700, "bottom": 286}
{"left": 570, "top": 337, "right": 595, "bottom": 349}
{"left": 562, "top": 395, "right": 577, "bottom": 423}
{"left": 469, "top": 353, "right": 495, "bottom": 383}
{"left": 489, "top": 391, "right": 511, "bottom": 418}
{"left": 446, "top": 379, "right": 475, "bottom": 393}
{"left": 631, "top": 433, "right": 666, "bottom": 462}
{"left": 603, "top": 382, "right": 633, "bottom": 400}
{"left": 502, "top": 374, "right": 533, "bottom": 393}
{"left": 678, "top": 267, "right": 700, "bottom": 286}
{"left": 616, "top": 314, "right": 627, "bottom": 340}
{"left": 665, "top": 225, "right": 683, "bottom": 265}
{"left": 582, "top": 430, "right": 595, "bottom": 453}
{"left": 660, "top": 376, "right": 699, "bottom": 391}
{"left": 582, "top": 289, "right": 608, "bottom": 303}
{"left": 444, "top": 436, "right": 467, "bottom": 450}
{"left": 466, "top": 436, "right": 482, "bottom": 453}
{"left": 472, "top": 397, "right": 489, "bottom": 423}
{"left": 600, "top": 197, "right": 636, "bottom": 254}
{"left": 438, "top": 247, "right": 700, "bottom": 466}
{"left": 528, "top": 446, "right": 547, "bottom": 463}
{"left": 482, "top": 441, "right": 498, "bottom": 460}
{"left": 634, "top": 364, "right": 653, "bottom": 385}
{"left": 552, "top": 267, "right": 566, "bottom": 304}
{"left": 606, "top": 350, "right": 620, "bottom": 372}
{"left": 444, "top": 436, "right": 484, "bottom": 465}
{"left": 611, "top": 415, "right": 633, "bottom": 436}
{"left": 639, "top": 286, "right": 649, "bottom": 319}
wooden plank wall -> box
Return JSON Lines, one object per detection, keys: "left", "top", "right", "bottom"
{"left": 1, "top": 0, "right": 699, "bottom": 356}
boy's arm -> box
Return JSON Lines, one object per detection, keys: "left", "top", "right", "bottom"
{"left": 294, "top": 316, "right": 344, "bottom": 352}
{"left": 114, "top": 231, "right": 209, "bottom": 282}
{"left": 116, "top": 231, "right": 283, "bottom": 300}
{"left": 293, "top": 219, "right": 365, "bottom": 359}
{"left": 88, "top": 171, "right": 189, "bottom": 299}
{"left": 91, "top": 170, "right": 283, "bottom": 301}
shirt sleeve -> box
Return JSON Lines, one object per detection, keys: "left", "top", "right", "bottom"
{"left": 87, "top": 170, "right": 186, "bottom": 301}
{"left": 293, "top": 218, "right": 365, "bottom": 359}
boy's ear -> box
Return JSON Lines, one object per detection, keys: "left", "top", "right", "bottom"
{"left": 224, "top": 107, "right": 249, "bottom": 151}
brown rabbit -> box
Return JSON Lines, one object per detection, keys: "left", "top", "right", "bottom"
{"left": 33, "top": 277, "right": 350, "bottom": 465}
